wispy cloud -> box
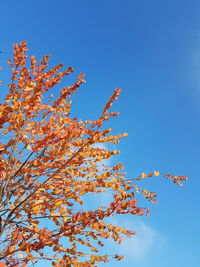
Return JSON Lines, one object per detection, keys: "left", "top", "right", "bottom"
{"left": 106, "top": 216, "right": 166, "bottom": 262}
{"left": 118, "top": 219, "right": 155, "bottom": 261}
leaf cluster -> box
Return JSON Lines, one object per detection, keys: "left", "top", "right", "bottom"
{"left": 0, "top": 42, "right": 187, "bottom": 266}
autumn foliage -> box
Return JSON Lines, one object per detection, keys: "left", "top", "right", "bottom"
{"left": 0, "top": 42, "right": 187, "bottom": 266}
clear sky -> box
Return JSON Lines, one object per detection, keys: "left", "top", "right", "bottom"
{"left": 0, "top": 1, "right": 199, "bottom": 266}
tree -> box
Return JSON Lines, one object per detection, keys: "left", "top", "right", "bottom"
{"left": 0, "top": 42, "right": 187, "bottom": 267}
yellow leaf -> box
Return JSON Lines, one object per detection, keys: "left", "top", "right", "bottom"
{"left": 79, "top": 191, "right": 85, "bottom": 196}
{"left": 141, "top": 173, "right": 147, "bottom": 179}
{"left": 32, "top": 205, "right": 40, "bottom": 212}
{"left": 63, "top": 217, "right": 68, "bottom": 222}
{"left": 154, "top": 171, "right": 160, "bottom": 177}
{"left": 55, "top": 199, "right": 63, "bottom": 206}
{"left": 27, "top": 144, "right": 32, "bottom": 151}
{"left": 25, "top": 81, "right": 36, "bottom": 92}
{"left": 142, "top": 189, "right": 148, "bottom": 195}
{"left": 105, "top": 181, "right": 110, "bottom": 188}
{"left": 54, "top": 189, "right": 62, "bottom": 194}
{"left": 30, "top": 220, "right": 39, "bottom": 226}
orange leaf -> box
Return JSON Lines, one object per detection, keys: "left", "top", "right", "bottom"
{"left": 0, "top": 262, "right": 7, "bottom": 267}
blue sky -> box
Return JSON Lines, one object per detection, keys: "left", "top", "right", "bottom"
{"left": 0, "top": 0, "right": 199, "bottom": 266}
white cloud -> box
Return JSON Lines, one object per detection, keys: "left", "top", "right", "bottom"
{"left": 118, "top": 219, "right": 155, "bottom": 261}
{"left": 106, "top": 216, "right": 166, "bottom": 262}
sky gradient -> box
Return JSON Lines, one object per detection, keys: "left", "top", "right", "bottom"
{"left": 0, "top": 1, "right": 199, "bottom": 266}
